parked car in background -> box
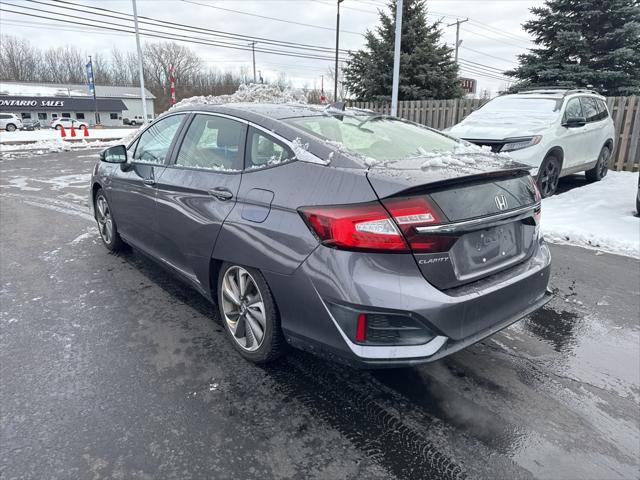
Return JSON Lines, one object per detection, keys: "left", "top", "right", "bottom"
{"left": 51, "top": 117, "right": 88, "bottom": 130}
{"left": 0, "top": 113, "right": 23, "bottom": 132}
{"left": 123, "top": 115, "right": 145, "bottom": 126}
{"left": 448, "top": 88, "right": 616, "bottom": 197}
{"left": 91, "top": 104, "right": 551, "bottom": 367}
{"left": 20, "top": 119, "right": 41, "bottom": 131}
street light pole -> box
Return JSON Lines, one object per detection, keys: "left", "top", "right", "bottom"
{"left": 391, "top": 0, "right": 403, "bottom": 117}
{"left": 334, "top": 0, "right": 344, "bottom": 102}
{"left": 132, "top": 0, "right": 148, "bottom": 123}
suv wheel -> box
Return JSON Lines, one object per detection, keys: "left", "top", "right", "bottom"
{"left": 55, "top": 125, "right": 62, "bottom": 130}
{"left": 218, "top": 263, "right": 285, "bottom": 363}
{"left": 537, "top": 155, "right": 561, "bottom": 198}
{"left": 585, "top": 145, "right": 610, "bottom": 183}
{"left": 5, "top": 124, "right": 16, "bottom": 132}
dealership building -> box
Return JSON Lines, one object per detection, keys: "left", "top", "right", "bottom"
{"left": 0, "top": 81, "right": 155, "bottom": 127}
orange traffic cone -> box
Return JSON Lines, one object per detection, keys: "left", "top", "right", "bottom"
{"left": 82, "top": 125, "right": 89, "bottom": 137}
{"left": 70, "top": 125, "right": 76, "bottom": 137}
{"left": 60, "top": 125, "right": 66, "bottom": 138}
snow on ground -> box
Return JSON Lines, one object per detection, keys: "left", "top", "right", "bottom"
{"left": 172, "top": 83, "right": 307, "bottom": 109}
{"left": 0, "top": 139, "right": 120, "bottom": 155}
{"left": 542, "top": 171, "right": 640, "bottom": 258}
{"left": 0, "top": 128, "right": 136, "bottom": 144}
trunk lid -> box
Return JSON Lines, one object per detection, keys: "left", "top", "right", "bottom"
{"left": 367, "top": 151, "right": 540, "bottom": 290}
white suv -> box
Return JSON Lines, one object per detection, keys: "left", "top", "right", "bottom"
{"left": 0, "top": 113, "right": 23, "bottom": 132}
{"left": 448, "top": 89, "right": 616, "bottom": 197}
{"left": 51, "top": 117, "right": 88, "bottom": 130}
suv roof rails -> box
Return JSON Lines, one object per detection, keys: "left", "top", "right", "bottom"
{"left": 515, "top": 86, "right": 600, "bottom": 97}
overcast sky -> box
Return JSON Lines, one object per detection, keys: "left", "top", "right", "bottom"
{"left": 1, "top": 0, "right": 543, "bottom": 96}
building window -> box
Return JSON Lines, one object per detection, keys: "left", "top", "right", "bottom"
{"left": 75, "top": 113, "right": 85, "bottom": 120}
{"left": 51, "top": 113, "right": 58, "bottom": 119}
{"left": 61, "top": 112, "right": 71, "bottom": 118}
{"left": 110, "top": 113, "right": 118, "bottom": 120}
{"left": 38, "top": 112, "right": 47, "bottom": 120}
{"left": 21, "top": 112, "right": 32, "bottom": 119}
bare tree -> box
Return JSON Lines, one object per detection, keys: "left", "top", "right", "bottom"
{"left": 0, "top": 35, "right": 42, "bottom": 81}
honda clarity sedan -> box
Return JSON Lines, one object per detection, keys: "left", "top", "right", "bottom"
{"left": 90, "top": 103, "right": 552, "bottom": 367}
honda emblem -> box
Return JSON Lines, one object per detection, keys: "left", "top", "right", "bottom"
{"left": 494, "top": 194, "right": 508, "bottom": 210}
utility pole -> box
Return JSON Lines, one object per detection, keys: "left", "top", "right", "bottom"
{"left": 334, "top": 0, "right": 344, "bottom": 101}
{"left": 446, "top": 17, "right": 468, "bottom": 65}
{"left": 391, "top": 0, "right": 403, "bottom": 117}
{"left": 249, "top": 42, "right": 257, "bottom": 83}
{"left": 132, "top": 0, "right": 148, "bottom": 123}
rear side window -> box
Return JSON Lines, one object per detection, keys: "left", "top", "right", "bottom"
{"left": 579, "top": 97, "right": 600, "bottom": 122}
{"left": 595, "top": 99, "right": 609, "bottom": 120}
{"left": 563, "top": 98, "right": 583, "bottom": 121}
{"left": 0, "top": 114, "right": 9, "bottom": 119}
{"left": 175, "top": 114, "right": 245, "bottom": 171}
{"left": 133, "top": 114, "right": 184, "bottom": 165}
{"left": 246, "top": 128, "right": 294, "bottom": 169}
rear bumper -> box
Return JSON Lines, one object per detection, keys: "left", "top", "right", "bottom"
{"left": 266, "top": 239, "right": 552, "bottom": 368}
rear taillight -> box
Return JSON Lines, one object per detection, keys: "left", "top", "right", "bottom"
{"left": 381, "top": 196, "right": 456, "bottom": 252}
{"left": 529, "top": 176, "right": 542, "bottom": 223}
{"left": 299, "top": 201, "right": 408, "bottom": 251}
{"left": 299, "top": 196, "right": 457, "bottom": 253}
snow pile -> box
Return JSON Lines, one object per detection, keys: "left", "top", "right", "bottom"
{"left": 0, "top": 128, "right": 137, "bottom": 144}
{"left": 0, "top": 139, "right": 72, "bottom": 153}
{"left": 172, "top": 83, "right": 307, "bottom": 109}
{"left": 0, "top": 138, "right": 120, "bottom": 155}
{"left": 541, "top": 171, "right": 640, "bottom": 258}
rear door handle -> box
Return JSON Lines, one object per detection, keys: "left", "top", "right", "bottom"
{"left": 143, "top": 177, "right": 155, "bottom": 186}
{"left": 209, "top": 187, "right": 233, "bottom": 201}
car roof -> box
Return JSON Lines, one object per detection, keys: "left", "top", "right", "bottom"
{"left": 169, "top": 102, "right": 372, "bottom": 122}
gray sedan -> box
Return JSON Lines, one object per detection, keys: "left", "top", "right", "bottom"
{"left": 91, "top": 103, "right": 551, "bottom": 367}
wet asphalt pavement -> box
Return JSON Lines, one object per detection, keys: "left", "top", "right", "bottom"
{"left": 1, "top": 149, "right": 639, "bottom": 480}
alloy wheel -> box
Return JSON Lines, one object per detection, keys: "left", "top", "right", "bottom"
{"left": 221, "top": 266, "right": 267, "bottom": 352}
{"left": 539, "top": 160, "right": 559, "bottom": 197}
{"left": 598, "top": 149, "right": 610, "bottom": 178}
{"left": 95, "top": 194, "right": 114, "bottom": 245}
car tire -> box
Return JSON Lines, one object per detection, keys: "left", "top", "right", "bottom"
{"left": 55, "top": 125, "right": 62, "bottom": 130}
{"left": 5, "top": 124, "right": 16, "bottom": 132}
{"left": 94, "top": 188, "right": 125, "bottom": 252}
{"left": 537, "top": 155, "right": 561, "bottom": 198}
{"left": 217, "top": 262, "right": 285, "bottom": 363}
{"left": 585, "top": 145, "right": 611, "bottom": 183}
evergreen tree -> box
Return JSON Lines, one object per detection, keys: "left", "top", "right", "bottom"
{"left": 507, "top": 0, "right": 640, "bottom": 95}
{"left": 343, "top": 0, "right": 463, "bottom": 101}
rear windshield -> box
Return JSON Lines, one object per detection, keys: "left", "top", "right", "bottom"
{"left": 285, "top": 115, "right": 460, "bottom": 162}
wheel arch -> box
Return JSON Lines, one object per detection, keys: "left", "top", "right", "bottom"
{"left": 604, "top": 138, "right": 614, "bottom": 152}
{"left": 544, "top": 146, "right": 564, "bottom": 169}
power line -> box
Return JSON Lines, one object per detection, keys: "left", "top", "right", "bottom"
{"left": 460, "top": 46, "right": 517, "bottom": 65}
{"left": 0, "top": 5, "right": 348, "bottom": 62}
{"left": 179, "top": 0, "right": 364, "bottom": 36}
{"left": 45, "top": 0, "right": 351, "bottom": 56}
{"left": 458, "top": 57, "right": 508, "bottom": 74}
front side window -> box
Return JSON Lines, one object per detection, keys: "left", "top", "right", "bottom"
{"left": 175, "top": 114, "right": 245, "bottom": 171}
{"left": 247, "top": 129, "right": 294, "bottom": 168}
{"left": 133, "top": 114, "right": 184, "bottom": 165}
{"left": 563, "top": 98, "right": 583, "bottom": 122}
{"left": 579, "top": 97, "right": 600, "bottom": 122}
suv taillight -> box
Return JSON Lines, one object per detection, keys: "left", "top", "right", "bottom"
{"left": 299, "top": 196, "right": 457, "bottom": 253}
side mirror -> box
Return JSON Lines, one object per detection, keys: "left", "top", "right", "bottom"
{"left": 100, "top": 144, "right": 127, "bottom": 163}
{"left": 563, "top": 116, "right": 586, "bottom": 128}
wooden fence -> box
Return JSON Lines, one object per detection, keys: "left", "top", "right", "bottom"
{"left": 349, "top": 96, "right": 639, "bottom": 172}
